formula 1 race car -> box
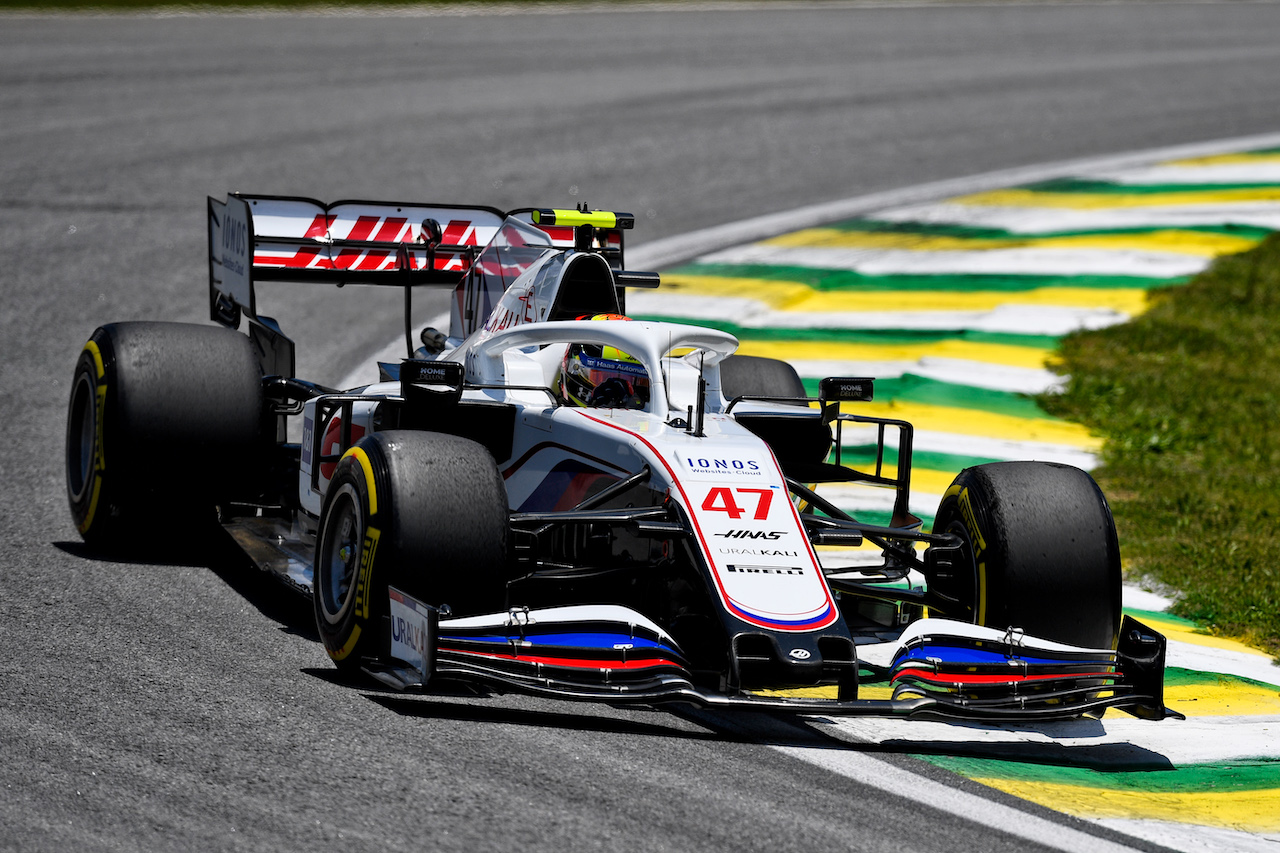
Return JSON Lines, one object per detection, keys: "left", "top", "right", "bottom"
{"left": 65, "top": 194, "right": 1179, "bottom": 722}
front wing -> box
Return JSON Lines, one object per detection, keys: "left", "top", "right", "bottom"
{"left": 364, "top": 589, "right": 1181, "bottom": 722}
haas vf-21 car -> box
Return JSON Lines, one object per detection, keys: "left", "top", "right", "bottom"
{"left": 64, "top": 194, "right": 1179, "bottom": 722}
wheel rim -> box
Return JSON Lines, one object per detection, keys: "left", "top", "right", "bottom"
{"left": 932, "top": 517, "right": 979, "bottom": 624}
{"left": 949, "top": 519, "right": 981, "bottom": 625}
{"left": 318, "top": 484, "right": 363, "bottom": 624}
{"left": 66, "top": 370, "right": 96, "bottom": 503}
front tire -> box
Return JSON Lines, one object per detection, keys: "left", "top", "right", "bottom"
{"left": 313, "top": 431, "right": 510, "bottom": 671}
{"left": 928, "top": 461, "right": 1122, "bottom": 649}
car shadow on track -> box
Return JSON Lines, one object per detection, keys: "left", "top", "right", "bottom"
{"left": 361, "top": 691, "right": 734, "bottom": 741}
{"left": 314, "top": 671, "right": 830, "bottom": 744}
{"left": 854, "top": 737, "right": 1176, "bottom": 771}
{"left": 53, "top": 523, "right": 320, "bottom": 642}
{"left": 671, "top": 708, "right": 1180, "bottom": 774}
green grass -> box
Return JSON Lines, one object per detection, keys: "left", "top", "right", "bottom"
{"left": 1041, "top": 233, "right": 1280, "bottom": 657}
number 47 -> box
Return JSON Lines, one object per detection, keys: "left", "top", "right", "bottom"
{"left": 700, "top": 487, "right": 775, "bottom": 520}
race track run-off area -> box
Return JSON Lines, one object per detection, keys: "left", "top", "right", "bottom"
{"left": 629, "top": 137, "right": 1280, "bottom": 853}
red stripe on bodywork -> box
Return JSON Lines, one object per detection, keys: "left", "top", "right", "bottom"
{"left": 354, "top": 250, "right": 394, "bottom": 271}
{"left": 891, "top": 667, "right": 1116, "bottom": 685}
{"left": 304, "top": 214, "right": 336, "bottom": 238}
{"left": 441, "top": 220, "right": 478, "bottom": 245}
{"left": 371, "top": 217, "right": 409, "bottom": 242}
{"left": 333, "top": 216, "right": 380, "bottom": 269}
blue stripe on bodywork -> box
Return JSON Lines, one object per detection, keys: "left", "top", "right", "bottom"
{"left": 892, "top": 644, "right": 1114, "bottom": 668}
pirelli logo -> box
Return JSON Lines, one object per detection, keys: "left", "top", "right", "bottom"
{"left": 958, "top": 488, "right": 987, "bottom": 557}
{"left": 355, "top": 526, "right": 381, "bottom": 619}
{"left": 726, "top": 565, "right": 803, "bottom": 576}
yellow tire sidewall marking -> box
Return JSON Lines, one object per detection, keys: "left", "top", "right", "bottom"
{"left": 344, "top": 445, "right": 378, "bottom": 517}
{"left": 78, "top": 339, "right": 107, "bottom": 534}
{"left": 340, "top": 444, "right": 381, "bottom": 628}
{"left": 331, "top": 624, "right": 361, "bottom": 661}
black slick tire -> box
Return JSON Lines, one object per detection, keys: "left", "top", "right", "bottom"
{"left": 65, "top": 322, "right": 264, "bottom": 549}
{"left": 929, "top": 461, "right": 1122, "bottom": 649}
{"left": 312, "top": 431, "right": 509, "bottom": 672}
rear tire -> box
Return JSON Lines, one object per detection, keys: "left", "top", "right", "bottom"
{"left": 928, "top": 461, "right": 1121, "bottom": 649}
{"left": 313, "top": 431, "right": 509, "bottom": 671}
{"left": 65, "top": 322, "right": 264, "bottom": 549}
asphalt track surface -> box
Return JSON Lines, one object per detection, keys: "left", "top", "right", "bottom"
{"left": 4, "top": 3, "right": 1280, "bottom": 850}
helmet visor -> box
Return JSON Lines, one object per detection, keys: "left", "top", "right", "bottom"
{"left": 567, "top": 351, "right": 650, "bottom": 409}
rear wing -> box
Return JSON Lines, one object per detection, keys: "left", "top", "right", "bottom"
{"left": 207, "top": 194, "right": 508, "bottom": 324}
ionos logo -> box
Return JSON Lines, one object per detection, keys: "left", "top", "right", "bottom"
{"left": 354, "top": 527, "right": 381, "bottom": 619}
{"left": 685, "top": 457, "right": 762, "bottom": 474}
{"left": 222, "top": 213, "right": 247, "bottom": 256}
{"left": 220, "top": 201, "right": 250, "bottom": 279}
{"left": 714, "top": 530, "right": 785, "bottom": 540}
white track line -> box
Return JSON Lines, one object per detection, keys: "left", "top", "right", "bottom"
{"left": 1093, "top": 820, "right": 1280, "bottom": 853}
{"left": 1098, "top": 163, "right": 1280, "bottom": 185}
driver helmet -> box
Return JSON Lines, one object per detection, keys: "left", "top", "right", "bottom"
{"left": 557, "top": 314, "right": 650, "bottom": 410}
